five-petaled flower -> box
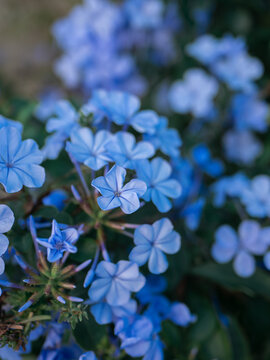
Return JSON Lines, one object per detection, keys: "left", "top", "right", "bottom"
{"left": 91, "top": 165, "right": 147, "bottom": 214}
{"left": 129, "top": 218, "right": 181, "bottom": 274}
{"left": 37, "top": 220, "right": 79, "bottom": 263}
{"left": 88, "top": 260, "right": 145, "bottom": 306}
{"left": 136, "top": 158, "right": 182, "bottom": 213}
{"left": 66, "top": 127, "right": 112, "bottom": 170}
{"left": 0, "top": 127, "right": 45, "bottom": 193}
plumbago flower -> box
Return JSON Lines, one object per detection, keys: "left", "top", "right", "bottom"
{"left": 136, "top": 158, "right": 182, "bottom": 212}
{"left": 211, "top": 220, "right": 269, "bottom": 277}
{"left": 92, "top": 165, "right": 147, "bottom": 214}
{"left": 0, "top": 126, "right": 45, "bottom": 193}
{"left": 129, "top": 218, "right": 181, "bottom": 274}
{"left": 37, "top": 220, "right": 79, "bottom": 262}
{"left": 0, "top": 205, "right": 14, "bottom": 295}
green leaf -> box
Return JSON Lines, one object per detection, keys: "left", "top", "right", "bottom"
{"left": 72, "top": 315, "right": 107, "bottom": 351}
{"left": 191, "top": 262, "right": 270, "bottom": 298}
{"left": 227, "top": 317, "right": 252, "bottom": 360}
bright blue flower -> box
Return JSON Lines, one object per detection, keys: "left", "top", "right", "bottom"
{"left": 66, "top": 128, "right": 112, "bottom": 170}
{"left": 92, "top": 165, "right": 147, "bottom": 214}
{"left": 42, "top": 190, "right": 68, "bottom": 211}
{"left": 241, "top": 175, "right": 270, "bottom": 218}
{"left": 90, "top": 298, "right": 137, "bottom": 325}
{"left": 79, "top": 352, "right": 97, "bottom": 360}
{"left": 88, "top": 90, "right": 159, "bottom": 134}
{"left": 37, "top": 220, "right": 78, "bottom": 262}
{"left": 168, "top": 69, "right": 219, "bottom": 118}
{"left": 136, "top": 158, "right": 182, "bottom": 213}
{"left": 181, "top": 198, "right": 205, "bottom": 230}
{"left": 231, "top": 94, "right": 268, "bottom": 133}
{"left": 46, "top": 100, "right": 79, "bottom": 137}
{"left": 223, "top": 130, "right": 262, "bottom": 165}
{"left": 212, "top": 220, "right": 268, "bottom": 277}
{"left": 192, "top": 144, "right": 224, "bottom": 177}
{"left": 0, "top": 115, "right": 23, "bottom": 132}
{"left": 129, "top": 218, "right": 181, "bottom": 274}
{"left": 144, "top": 117, "right": 182, "bottom": 158}
{"left": 0, "top": 126, "right": 45, "bottom": 193}
{"left": 42, "top": 132, "right": 67, "bottom": 160}
{"left": 0, "top": 205, "right": 14, "bottom": 295}
{"left": 106, "top": 131, "right": 155, "bottom": 169}
{"left": 88, "top": 260, "right": 145, "bottom": 306}
{"left": 167, "top": 302, "right": 197, "bottom": 326}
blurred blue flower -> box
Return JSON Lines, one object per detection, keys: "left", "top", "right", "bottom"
{"left": 66, "top": 128, "right": 112, "bottom": 170}
{"left": 87, "top": 90, "right": 159, "bottom": 134}
{"left": 0, "top": 115, "right": 23, "bottom": 132}
{"left": 0, "top": 126, "right": 45, "bottom": 193}
{"left": 192, "top": 144, "right": 224, "bottom": 177}
{"left": 212, "top": 220, "right": 268, "bottom": 277}
{"left": 37, "top": 220, "right": 78, "bottom": 262}
{"left": 169, "top": 69, "right": 218, "bottom": 118}
{"left": 88, "top": 260, "right": 145, "bottom": 306}
{"left": 79, "top": 352, "right": 97, "bottom": 360}
{"left": 168, "top": 302, "right": 197, "bottom": 326}
{"left": 144, "top": 117, "right": 182, "bottom": 158}
{"left": 223, "top": 130, "right": 262, "bottom": 165}
{"left": 136, "top": 158, "right": 182, "bottom": 213}
{"left": 181, "top": 198, "right": 205, "bottom": 230}
{"left": 241, "top": 175, "right": 270, "bottom": 218}
{"left": 35, "top": 90, "right": 63, "bottom": 122}
{"left": 92, "top": 165, "right": 146, "bottom": 214}
{"left": 106, "top": 131, "right": 155, "bottom": 169}
{"left": 124, "top": 0, "right": 164, "bottom": 29}
{"left": 231, "top": 94, "right": 268, "bottom": 133}
{"left": 42, "top": 190, "right": 68, "bottom": 211}
{"left": 129, "top": 218, "right": 181, "bottom": 274}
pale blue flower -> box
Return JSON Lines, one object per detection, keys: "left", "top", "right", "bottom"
{"left": 37, "top": 220, "right": 78, "bottom": 262}
{"left": 66, "top": 127, "right": 112, "bottom": 170}
{"left": 92, "top": 165, "right": 147, "bottom": 214}
{"left": 106, "top": 132, "right": 155, "bottom": 169}
{"left": 88, "top": 260, "right": 145, "bottom": 306}
{"left": 0, "top": 115, "right": 23, "bottom": 132}
{"left": 168, "top": 69, "right": 218, "bottom": 118}
{"left": 129, "top": 218, "right": 181, "bottom": 274}
{"left": 79, "top": 352, "right": 97, "bottom": 360}
{"left": 125, "top": 0, "right": 164, "bottom": 29}
{"left": 212, "top": 220, "right": 268, "bottom": 277}
{"left": 223, "top": 130, "right": 262, "bottom": 165}
{"left": 46, "top": 100, "right": 79, "bottom": 136}
{"left": 144, "top": 117, "right": 182, "bottom": 158}
{"left": 168, "top": 302, "right": 197, "bottom": 327}
{"left": 0, "top": 126, "right": 45, "bottom": 193}
{"left": 89, "top": 90, "right": 159, "bottom": 134}
{"left": 136, "top": 158, "right": 182, "bottom": 213}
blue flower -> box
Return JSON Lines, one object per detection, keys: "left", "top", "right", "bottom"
{"left": 42, "top": 190, "right": 68, "bottom": 211}
{"left": 89, "top": 90, "right": 159, "bottom": 134}
{"left": 66, "top": 128, "right": 112, "bottom": 170}
{"left": 46, "top": 100, "right": 79, "bottom": 136}
{"left": 168, "top": 69, "right": 218, "bottom": 118}
{"left": 241, "top": 175, "right": 270, "bottom": 218}
{"left": 144, "top": 117, "right": 182, "bottom": 158}
{"left": 223, "top": 130, "right": 262, "bottom": 165}
{"left": 125, "top": 0, "right": 164, "bottom": 29}
{"left": 167, "top": 302, "right": 197, "bottom": 326}
{"left": 79, "top": 352, "right": 97, "bottom": 360}
{"left": 88, "top": 260, "right": 145, "bottom": 306}
{"left": 212, "top": 220, "right": 268, "bottom": 277}
{"left": 106, "top": 132, "right": 155, "bottom": 169}
{"left": 0, "top": 115, "right": 23, "bottom": 132}
{"left": 0, "top": 126, "right": 45, "bottom": 193}
{"left": 231, "top": 94, "right": 268, "bottom": 133}
{"left": 181, "top": 198, "right": 205, "bottom": 230}
{"left": 37, "top": 220, "right": 78, "bottom": 262}
{"left": 136, "top": 158, "right": 182, "bottom": 213}
{"left": 129, "top": 218, "right": 181, "bottom": 274}
{"left": 92, "top": 165, "right": 147, "bottom": 214}
{"left": 0, "top": 205, "right": 14, "bottom": 295}
{"left": 192, "top": 144, "right": 224, "bottom": 177}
